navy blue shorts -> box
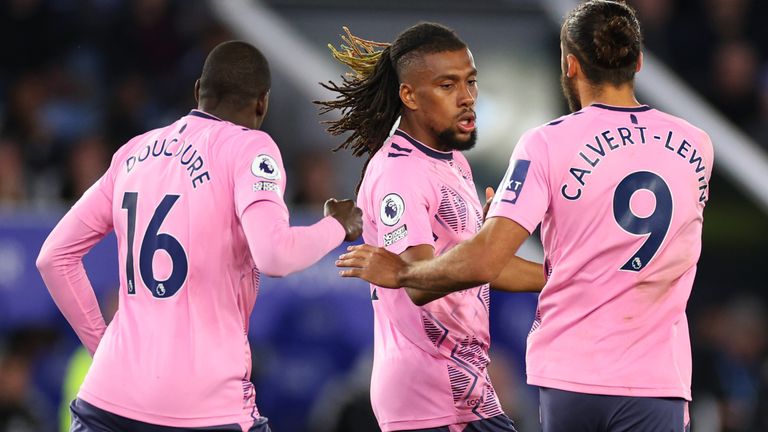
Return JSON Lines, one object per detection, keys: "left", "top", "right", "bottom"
{"left": 539, "top": 388, "right": 690, "bottom": 432}
{"left": 406, "top": 414, "right": 517, "bottom": 432}
{"left": 70, "top": 398, "right": 271, "bottom": 432}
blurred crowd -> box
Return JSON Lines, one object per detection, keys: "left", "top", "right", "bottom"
{"left": 0, "top": 0, "right": 232, "bottom": 208}
{"left": 1, "top": 0, "right": 767, "bottom": 431}
{"left": 4, "top": 0, "right": 768, "bottom": 206}
{"left": 633, "top": 0, "right": 768, "bottom": 140}
{"left": 690, "top": 296, "right": 768, "bottom": 431}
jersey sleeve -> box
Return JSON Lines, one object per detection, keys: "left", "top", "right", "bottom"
{"left": 371, "top": 162, "right": 436, "bottom": 255}
{"left": 240, "top": 201, "right": 344, "bottom": 277}
{"left": 231, "top": 131, "right": 288, "bottom": 218}
{"left": 487, "top": 128, "right": 551, "bottom": 234}
{"left": 37, "top": 212, "right": 109, "bottom": 356}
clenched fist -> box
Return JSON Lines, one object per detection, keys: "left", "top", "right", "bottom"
{"left": 324, "top": 198, "right": 363, "bottom": 242}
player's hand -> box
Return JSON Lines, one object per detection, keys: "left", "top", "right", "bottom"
{"left": 324, "top": 198, "right": 363, "bottom": 242}
{"left": 336, "top": 244, "right": 405, "bottom": 288}
{"left": 482, "top": 187, "right": 495, "bottom": 221}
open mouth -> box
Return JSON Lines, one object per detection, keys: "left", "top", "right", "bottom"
{"left": 457, "top": 112, "right": 476, "bottom": 133}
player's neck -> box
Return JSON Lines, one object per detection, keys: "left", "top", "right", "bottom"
{"left": 579, "top": 83, "right": 640, "bottom": 109}
{"left": 197, "top": 104, "right": 260, "bottom": 130}
{"left": 398, "top": 116, "right": 449, "bottom": 152}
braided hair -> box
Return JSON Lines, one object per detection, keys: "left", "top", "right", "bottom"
{"left": 316, "top": 23, "right": 466, "bottom": 191}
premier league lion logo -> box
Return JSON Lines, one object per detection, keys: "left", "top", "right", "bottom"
{"left": 384, "top": 199, "right": 398, "bottom": 219}
{"left": 251, "top": 154, "right": 280, "bottom": 180}
{"left": 380, "top": 193, "right": 404, "bottom": 226}
{"left": 259, "top": 159, "right": 275, "bottom": 175}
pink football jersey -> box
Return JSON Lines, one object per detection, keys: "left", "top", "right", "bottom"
{"left": 67, "top": 110, "right": 316, "bottom": 428}
{"left": 488, "top": 104, "right": 714, "bottom": 400}
{"left": 358, "top": 130, "right": 504, "bottom": 431}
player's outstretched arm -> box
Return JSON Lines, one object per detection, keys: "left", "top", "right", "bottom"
{"left": 241, "top": 198, "right": 362, "bottom": 277}
{"left": 399, "top": 244, "right": 451, "bottom": 306}
{"left": 337, "top": 217, "right": 529, "bottom": 293}
{"left": 37, "top": 210, "right": 109, "bottom": 356}
{"left": 480, "top": 188, "right": 545, "bottom": 292}
{"left": 490, "top": 255, "right": 545, "bottom": 293}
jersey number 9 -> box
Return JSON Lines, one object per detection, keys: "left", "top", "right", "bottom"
{"left": 612, "top": 171, "right": 673, "bottom": 272}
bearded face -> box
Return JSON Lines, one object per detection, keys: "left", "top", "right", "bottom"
{"left": 437, "top": 127, "right": 477, "bottom": 151}
{"left": 560, "top": 51, "right": 582, "bottom": 112}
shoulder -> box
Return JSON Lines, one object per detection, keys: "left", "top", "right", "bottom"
{"left": 543, "top": 112, "right": 574, "bottom": 127}
{"left": 228, "top": 128, "right": 281, "bottom": 155}
{"left": 654, "top": 110, "right": 712, "bottom": 146}
{"left": 514, "top": 124, "right": 551, "bottom": 155}
{"left": 224, "top": 129, "right": 285, "bottom": 180}
{"left": 367, "top": 139, "right": 434, "bottom": 175}
{"left": 229, "top": 131, "right": 286, "bottom": 186}
{"left": 649, "top": 109, "right": 693, "bottom": 129}
{"left": 515, "top": 111, "right": 593, "bottom": 155}
{"left": 362, "top": 149, "right": 435, "bottom": 199}
{"left": 541, "top": 109, "right": 590, "bottom": 129}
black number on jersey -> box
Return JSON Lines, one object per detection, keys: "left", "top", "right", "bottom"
{"left": 121, "top": 192, "right": 188, "bottom": 298}
{"left": 612, "top": 171, "right": 673, "bottom": 272}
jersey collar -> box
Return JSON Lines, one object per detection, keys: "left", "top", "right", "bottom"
{"left": 189, "top": 109, "right": 223, "bottom": 121}
{"left": 589, "top": 103, "right": 652, "bottom": 112}
{"left": 393, "top": 129, "right": 453, "bottom": 161}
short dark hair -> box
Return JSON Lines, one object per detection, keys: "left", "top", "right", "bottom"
{"left": 316, "top": 23, "right": 466, "bottom": 190}
{"left": 561, "top": 0, "right": 642, "bottom": 86}
{"left": 199, "top": 41, "right": 271, "bottom": 109}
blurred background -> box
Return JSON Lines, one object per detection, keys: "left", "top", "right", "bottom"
{"left": 0, "top": 0, "right": 767, "bottom": 431}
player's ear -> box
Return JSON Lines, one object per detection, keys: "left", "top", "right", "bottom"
{"left": 256, "top": 90, "right": 270, "bottom": 118}
{"left": 636, "top": 52, "right": 643, "bottom": 73}
{"left": 400, "top": 83, "right": 417, "bottom": 111}
{"left": 251, "top": 91, "right": 269, "bottom": 130}
{"left": 194, "top": 79, "right": 201, "bottom": 104}
{"left": 565, "top": 54, "right": 579, "bottom": 79}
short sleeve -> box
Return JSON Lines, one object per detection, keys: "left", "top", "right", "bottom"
{"left": 232, "top": 131, "right": 288, "bottom": 218}
{"left": 487, "top": 128, "right": 551, "bottom": 234}
{"left": 371, "top": 164, "right": 436, "bottom": 255}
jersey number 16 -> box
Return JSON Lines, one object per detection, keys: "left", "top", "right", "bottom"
{"left": 121, "top": 192, "right": 189, "bottom": 298}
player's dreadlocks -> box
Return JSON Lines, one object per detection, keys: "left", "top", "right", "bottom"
{"left": 316, "top": 23, "right": 466, "bottom": 191}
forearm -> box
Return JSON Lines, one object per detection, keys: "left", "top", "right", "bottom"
{"left": 398, "top": 244, "right": 451, "bottom": 306}
{"left": 37, "top": 213, "right": 108, "bottom": 356}
{"left": 399, "top": 217, "right": 530, "bottom": 293}
{"left": 337, "top": 218, "right": 531, "bottom": 294}
{"left": 490, "top": 255, "right": 545, "bottom": 293}
{"left": 243, "top": 201, "right": 345, "bottom": 277}
{"left": 399, "top": 237, "right": 498, "bottom": 293}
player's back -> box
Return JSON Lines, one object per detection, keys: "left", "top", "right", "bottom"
{"left": 79, "top": 110, "right": 271, "bottom": 428}
{"left": 511, "top": 104, "right": 713, "bottom": 399}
